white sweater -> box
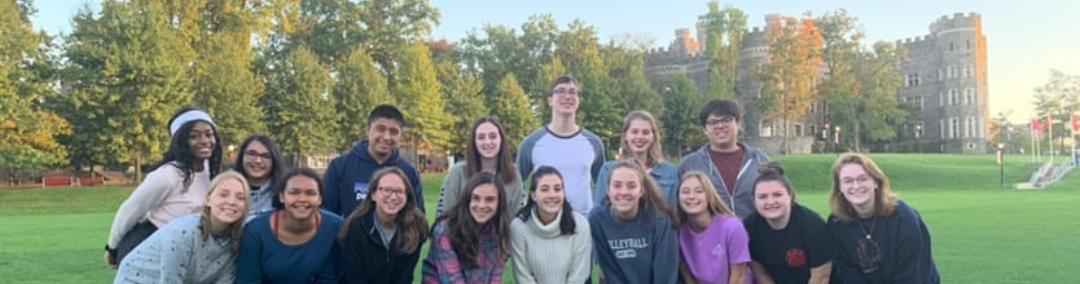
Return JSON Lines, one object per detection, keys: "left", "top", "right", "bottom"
{"left": 510, "top": 209, "right": 592, "bottom": 284}
{"left": 107, "top": 162, "right": 210, "bottom": 248}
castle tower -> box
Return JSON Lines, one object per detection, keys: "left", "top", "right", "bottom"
{"left": 897, "top": 12, "right": 989, "bottom": 153}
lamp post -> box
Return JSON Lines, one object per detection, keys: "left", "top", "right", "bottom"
{"left": 915, "top": 124, "right": 922, "bottom": 153}
{"left": 834, "top": 126, "right": 841, "bottom": 153}
{"left": 997, "top": 143, "right": 1005, "bottom": 188}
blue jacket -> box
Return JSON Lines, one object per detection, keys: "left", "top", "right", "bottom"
{"left": 322, "top": 141, "right": 423, "bottom": 217}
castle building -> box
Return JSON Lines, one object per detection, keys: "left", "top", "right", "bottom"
{"left": 645, "top": 12, "right": 989, "bottom": 154}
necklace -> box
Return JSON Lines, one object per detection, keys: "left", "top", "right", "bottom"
{"left": 857, "top": 217, "right": 877, "bottom": 240}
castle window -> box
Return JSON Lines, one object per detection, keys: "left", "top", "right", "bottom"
{"left": 966, "top": 40, "right": 972, "bottom": 49}
{"left": 940, "top": 120, "right": 945, "bottom": 138}
{"left": 948, "top": 89, "right": 959, "bottom": 105}
{"left": 912, "top": 96, "right": 924, "bottom": 111}
{"left": 964, "top": 117, "right": 975, "bottom": 138}
{"left": 947, "top": 66, "right": 956, "bottom": 78}
{"left": 761, "top": 119, "right": 774, "bottom": 137}
{"left": 963, "top": 65, "right": 972, "bottom": 78}
{"left": 964, "top": 88, "right": 976, "bottom": 105}
{"left": 939, "top": 92, "right": 945, "bottom": 106}
{"left": 938, "top": 69, "right": 944, "bottom": 80}
{"left": 916, "top": 122, "right": 925, "bottom": 137}
{"left": 949, "top": 118, "right": 959, "bottom": 139}
{"left": 795, "top": 124, "right": 803, "bottom": 136}
{"left": 950, "top": 42, "right": 955, "bottom": 51}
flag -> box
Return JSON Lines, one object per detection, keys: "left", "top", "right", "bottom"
{"left": 1031, "top": 118, "right": 1044, "bottom": 134}
{"left": 1071, "top": 112, "right": 1080, "bottom": 134}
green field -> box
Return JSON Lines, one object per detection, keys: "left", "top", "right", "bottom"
{"left": 1, "top": 154, "right": 1077, "bottom": 283}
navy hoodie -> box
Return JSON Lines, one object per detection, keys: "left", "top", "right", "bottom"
{"left": 322, "top": 140, "right": 423, "bottom": 216}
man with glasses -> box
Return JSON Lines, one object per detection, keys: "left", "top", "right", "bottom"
{"left": 517, "top": 75, "right": 606, "bottom": 216}
{"left": 323, "top": 105, "right": 424, "bottom": 217}
{"left": 678, "top": 99, "right": 770, "bottom": 219}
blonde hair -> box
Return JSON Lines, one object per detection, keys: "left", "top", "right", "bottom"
{"left": 676, "top": 171, "right": 734, "bottom": 224}
{"left": 829, "top": 153, "right": 898, "bottom": 223}
{"left": 619, "top": 111, "right": 664, "bottom": 167}
{"left": 607, "top": 159, "right": 675, "bottom": 222}
{"left": 201, "top": 170, "right": 250, "bottom": 251}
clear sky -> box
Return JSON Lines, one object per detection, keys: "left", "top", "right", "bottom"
{"left": 31, "top": 0, "right": 1080, "bottom": 123}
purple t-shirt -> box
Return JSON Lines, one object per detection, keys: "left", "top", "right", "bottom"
{"left": 679, "top": 215, "right": 752, "bottom": 284}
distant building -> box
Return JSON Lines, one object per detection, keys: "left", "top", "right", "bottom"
{"left": 645, "top": 12, "right": 990, "bottom": 154}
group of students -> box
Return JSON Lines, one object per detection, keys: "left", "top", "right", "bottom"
{"left": 104, "top": 75, "right": 939, "bottom": 283}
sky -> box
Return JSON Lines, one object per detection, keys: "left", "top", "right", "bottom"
{"left": 30, "top": 0, "right": 1080, "bottom": 123}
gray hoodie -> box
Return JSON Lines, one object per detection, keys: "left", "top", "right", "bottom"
{"left": 677, "top": 143, "right": 770, "bottom": 219}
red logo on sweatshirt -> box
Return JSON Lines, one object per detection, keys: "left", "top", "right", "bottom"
{"left": 786, "top": 249, "right": 807, "bottom": 268}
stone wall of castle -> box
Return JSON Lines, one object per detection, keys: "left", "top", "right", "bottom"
{"left": 645, "top": 12, "right": 990, "bottom": 154}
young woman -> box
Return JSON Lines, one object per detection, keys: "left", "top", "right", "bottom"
{"left": 232, "top": 135, "right": 286, "bottom": 221}
{"left": 827, "top": 153, "right": 939, "bottom": 283}
{"left": 510, "top": 166, "right": 592, "bottom": 284}
{"left": 676, "top": 171, "right": 751, "bottom": 284}
{"left": 105, "top": 107, "right": 222, "bottom": 266}
{"left": 743, "top": 162, "right": 834, "bottom": 284}
{"left": 438, "top": 117, "right": 524, "bottom": 216}
{"left": 237, "top": 168, "right": 343, "bottom": 284}
{"left": 114, "top": 171, "right": 249, "bottom": 283}
{"left": 423, "top": 173, "right": 511, "bottom": 283}
{"left": 590, "top": 160, "right": 679, "bottom": 284}
{"left": 339, "top": 167, "right": 429, "bottom": 284}
{"left": 594, "top": 111, "right": 678, "bottom": 207}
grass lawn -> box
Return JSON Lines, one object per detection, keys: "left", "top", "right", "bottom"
{"left": 1, "top": 154, "right": 1077, "bottom": 283}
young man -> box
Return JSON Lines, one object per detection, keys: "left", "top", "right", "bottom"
{"left": 678, "top": 99, "right": 770, "bottom": 219}
{"left": 517, "top": 75, "right": 605, "bottom": 216}
{"left": 323, "top": 105, "right": 423, "bottom": 216}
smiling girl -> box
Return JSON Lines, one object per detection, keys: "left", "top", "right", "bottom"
{"left": 423, "top": 173, "right": 511, "bottom": 284}
{"left": 510, "top": 166, "right": 592, "bottom": 284}
{"left": 827, "top": 153, "right": 939, "bottom": 283}
{"left": 105, "top": 107, "right": 223, "bottom": 266}
{"left": 743, "top": 162, "right": 835, "bottom": 284}
{"left": 114, "top": 171, "right": 249, "bottom": 283}
{"left": 339, "top": 167, "right": 429, "bottom": 283}
{"left": 675, "top": 171, "right": 751, "bottom": 284}
{"left": 232, "top": 135, "right": 286, "bottom": 221}
{"left": 594, "top": 111, "right": 679, "bottom": 208}
{"left": 237, "top": 168, "right": 343, "bottom": 284}
{"left": 590, "top": 160, "right": 678, "bottom": 284}
{"left": 438, "top": 117, "right": 523, "bottom": 217}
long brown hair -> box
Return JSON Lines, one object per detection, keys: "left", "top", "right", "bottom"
{"left": 606, "top": 159, "right": 676, "bottom": 223}
{"left": 829, "top": 153, "right": 898, "bottom": 223}
{"left": 441, "top": 172, "right": 511, "bottom": 268}
{"left": 516, "top": 166, "right": 577, "bottom": 235}
{"left": 675, "top": 171, "right": 734, "bottom": 225}
{"left": 618, "top": 111, "right": 664, "bottom": 167}
{"left": 465, "top": 117, "right": 517, "bottom": 184}
{"left": 339, "top": 167, "right": 428, "bottom": 253}
{"left": 200, "top": 170, "right": 249, "bottom": 251}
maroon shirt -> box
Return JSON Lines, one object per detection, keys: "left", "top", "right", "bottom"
{"left": 708, "top": 147, "right": 744, "bottom": 196}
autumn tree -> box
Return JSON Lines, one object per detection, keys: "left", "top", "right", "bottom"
{"left": 757, "top": 14, "right": 824, "bottom": 154}
{"left": 700, "top": 2, "right": 747, "bottom": 100}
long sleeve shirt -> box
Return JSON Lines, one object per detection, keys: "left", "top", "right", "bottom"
{"left": 114, "top": 214, "right": 235, "bottom": 284}
{"left": 589, "top": 206, "right": 679, "bottom": 284}
{"left": 422, "top": 219, "right": 505, "bottom": 284}
{"left": 510, "top": 209, "right": 592, "bottom": 284}
{"left": 107, "top": 162, "right": 210, "bottom": 249}
{"left": 237, "top": 210, "right": 343, "bottom": 284}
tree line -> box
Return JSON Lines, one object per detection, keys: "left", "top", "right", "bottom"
{"left": 3, "top": 0, "right": 919, "bottom": 178}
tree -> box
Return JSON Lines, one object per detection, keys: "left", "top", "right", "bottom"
{"left": 334, "top": 47, "right": 394, "bottom": 150}
{"left": 661, "top": 73, "right": 703, "bottom": 156}
{"left": 558, "top": 20, "right": 623, "bottom": 150}
{"left": 817, "top": 9, "right": 863, "bottom": 150}
{"left": 700, "top": 2, "right": 747, "bottom": 100}
{"left": 0, "top": 0, "right": 71, "bottom": 177}
{"left": 263, "top": 46, "right": 339, "bottom": 164}
{"left": 491, "top": 73, "right": 539, "bottom": 146}
{"left": 442, "top": 71, "right": 487, "bottom": 157}
{"left": 394, "top": 41, "right": 450, "bottom": 158}
{"left": 355, "top": 0, "right": 441, "bottom": 78}
{"left": 61, "top": 0, "right": 197, "bottom": 180}
{"left": 1032, "top": 69, "right": 1079, "bottom": 152}
{"left": 851, "top": 42, "right": 907, "bottom": 150}
{"left": 193, "top": 34, "right": 267, "bottom": 148}
{"left": 757, "top": 14, "right": 824, "bottom": 154}
{"left": 605, "top": 46, "right": 664, "bottom": 118}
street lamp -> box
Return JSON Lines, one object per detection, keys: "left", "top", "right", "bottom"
{"left": 915, "top": 124, "right": 922, "bottom": 153}
{"left": 997, "top": 143, "right": 1005, "bottom": 188}
{"left": 834, "top": 126, "right": 841, "bottom": 153}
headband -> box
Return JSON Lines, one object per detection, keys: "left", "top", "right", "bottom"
{"left": 169, "top": 110, "right": 216, "bottom": 136}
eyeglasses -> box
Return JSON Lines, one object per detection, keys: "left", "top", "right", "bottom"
{"left": 378, "top": 187, "right": 407, "bottom": 197}
{"left": 244, "top": 150, "right": 272, "bottom": 161}
{"left": 705, "top": 117, "right": 736, "bottom": 127}
{"left": 552, "top": 88, "right": 579, "bottom": 97}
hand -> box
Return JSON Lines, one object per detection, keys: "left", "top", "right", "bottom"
{"left": 104, "top": 251, "right": 118, "bottom": 269}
